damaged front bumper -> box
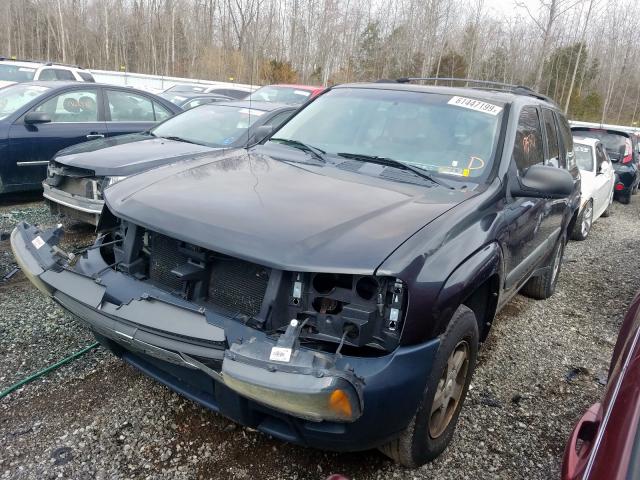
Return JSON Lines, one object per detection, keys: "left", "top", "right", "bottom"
{"left": 11, "top": 222, "right": 440, "bottom": 451}
{"left": 42, "top": 182, "right": 104, "bottom": 225}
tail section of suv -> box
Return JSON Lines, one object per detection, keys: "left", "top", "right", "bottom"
{"left": 571, "top": 127, "right": 639, "bottom": 204}
{"left": 11, "top": 80, "right": 578, "bottom": 467}
{"left": 0, "top": 58, "right": 94, "bottom": 89}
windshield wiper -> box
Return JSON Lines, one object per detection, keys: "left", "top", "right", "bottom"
{"left": 270, "top": 138, "right": 326, "bottom": 163}
{"left": 336, "top": 152, "right": 450, "bottom": 188}
{"left": 161, "top": 136, "right": 195, "bottom": 144}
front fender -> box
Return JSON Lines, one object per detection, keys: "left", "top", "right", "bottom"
{"left": 432, "top": 242, "right": 502, "bottom": 339}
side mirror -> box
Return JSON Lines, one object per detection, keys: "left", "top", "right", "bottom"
{"left": 511, "top": 164, "right": 574, "bottom": 199}
{"left": 24, "top": 111, "right": 51, "bottom": 125}
{"left": 249, "top": 125, "right": 273, "bottom": 145}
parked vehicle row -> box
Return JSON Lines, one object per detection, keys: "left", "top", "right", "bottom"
{"left": 571, "top": 126, "right": 640, "bottom": 205}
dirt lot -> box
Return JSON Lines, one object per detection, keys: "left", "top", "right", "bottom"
{"left": 1, "top": 195, "right": 639, "bottom": 480}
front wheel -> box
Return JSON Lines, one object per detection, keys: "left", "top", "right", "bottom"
{"left": 521, "top": 234, "right": 566, "bottom": 300}
{"left": 571, "top": 200, "right": 592, "bottom": 241}
{"left": 601, "top": 194, "right": 613, "bottom": 217}
{"left": 378, "top": 305, "right": 478, "bottom": 467}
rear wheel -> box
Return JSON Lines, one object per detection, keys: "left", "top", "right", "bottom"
{"left": 521, "top": 234, "right": 565, "bottom": 300}
{"left": 378, "top": 305, "right": 478, "bottom": 467}
{"left": 570, "top": 200, "right": 592, "bottom": 241}
{"left": 619, "top": 192, "right": 631, "bottom": 205}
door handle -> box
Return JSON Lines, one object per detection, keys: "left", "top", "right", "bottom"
{"left": 86, "top": 133, "right": 105, "bottom": 140}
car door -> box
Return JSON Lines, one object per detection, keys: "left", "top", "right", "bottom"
{"left": 6, "top": 87, "right": 106, "bottom": 188}
{"left": 594, "top": 143, "right": 613, "bottom": 215}
{"left": 503, "top": 105, "right": 562, "bottom": 291}
{"left": 104, "top": 88, "right": 173, "bottom": 137}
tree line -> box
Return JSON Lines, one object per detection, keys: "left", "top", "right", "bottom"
{"left": 1, "top": 0, "right": 639, "bottom": 125}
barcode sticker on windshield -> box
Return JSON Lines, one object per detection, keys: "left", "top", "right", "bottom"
{"left": 448, "top": 96, "right": 503, "bottom": 116}
{"left": 269, "top": 347, "right": 292, "bottom": 362}
{"left": 31, "top": 236, "right": 45, "bottom": 249}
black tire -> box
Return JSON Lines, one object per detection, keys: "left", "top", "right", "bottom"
{"left": 378, "top": 305, "right": 479, "bottom": 467}
{"left": 618, "top": 192, "right": 631, "bottom": 205}
{"left": 570, "top": 200, "right": 592, "bottom": 241}
{"left": 521, "top": 234, "right": 565, "bottom": 300}
{"left": 601, "top": 196, "right": 612, "bottom": 217}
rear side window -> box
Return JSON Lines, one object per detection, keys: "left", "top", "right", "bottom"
{"left": 542, "top": 108, "right": 562, "bottom": 167}
{"left": 556, "top": 113, "right": 575, "bottom": 169}
{"left": 78, "top": 72, "right": 95, "bottom": 82}
{"left": 37, "top": 69, "right": 57, "bottom": 81}
{"left": 106, "top": 89, "right": 155, "bottom": 122}
{"left": 53, "top": 69, "right": 75, "bottom": 81}
{"left": 153, "top": 101, "right": 173, "bottom": 121}
{"left": 514, "top": 106, "right": 544, "bottom": 174}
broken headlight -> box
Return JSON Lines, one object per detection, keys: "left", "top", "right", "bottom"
{"left": 274, "top": 273, "right": 407, "bottom": 352}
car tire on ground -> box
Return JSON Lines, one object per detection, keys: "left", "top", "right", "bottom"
{"left": 521, "top": 234, "right": 566, "bottom": 300}
{"left": 571, "top": 200, "right": 592, "bottom": 241}
{"left": 619, "top": 192, "right": 631, "bottom": 205}
{"left": 378, "top": 305, "right": 479, "bottom": 468}
{"left": 601, "top": 196, "right": 612, "bottom": 217}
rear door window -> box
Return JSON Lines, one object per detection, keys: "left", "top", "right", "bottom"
{"left": 53, "top": 69, "right": 75, "bottom": 81}
{"left": 556, "top": 113, "right": 575, "bottom": 169}
{"left": 513, "top": 106, "right": 544, "bottom": 174}
{"left": 37, "top": 69, "right": 57, "bottom": 81}
{"left": 542, "top": 108, "right": 563, "bottom": 168}
{"left": 106, "top": 89, "right": 155, "bottom": 122}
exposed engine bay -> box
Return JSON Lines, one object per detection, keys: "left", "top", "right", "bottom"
{"left": 100, "top": 218, "right": 407, "bottom": 354}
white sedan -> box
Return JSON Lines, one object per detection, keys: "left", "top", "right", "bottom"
{"left": 571, "top": 136, "right": 615, "bottom": 240}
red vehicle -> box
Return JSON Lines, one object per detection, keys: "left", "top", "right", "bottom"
{"left": 247, "top": 83, "right": 324, "bottom": 105}
{"left": 562, "top": 289, "right": 640, "bottom": 479}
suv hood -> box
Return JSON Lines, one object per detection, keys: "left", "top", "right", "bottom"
{"left": 53, "top": 134, "right": 214, "bottom": 176}
{"left": 104, "top": 149, "right": 475, "bottom": 273}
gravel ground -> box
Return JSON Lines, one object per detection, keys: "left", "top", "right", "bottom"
{"left": 1, "top": 195, "right": 639, "bottom": 480}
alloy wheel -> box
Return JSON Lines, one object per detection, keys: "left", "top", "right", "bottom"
{"left": 429, "top": 341, "right": 470, "bottom": 438}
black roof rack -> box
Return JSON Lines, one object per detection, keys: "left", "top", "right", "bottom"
{"left": 395, "top": 77, "right": 555, "bottom": 105}
{"left": 0, "top": 57, "right": 83, "bottom": 69}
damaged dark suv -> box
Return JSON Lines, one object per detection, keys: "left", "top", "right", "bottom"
{"left": 11, "top": 80, "right": 578, "bottom": 467}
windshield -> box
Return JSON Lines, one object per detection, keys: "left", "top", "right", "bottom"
{"left": 248, "top": 86, "right": 313, "bottom": 104}
{"left": 0, "top": 64, "right": 36, "bottom": 83}
{"left": 574, "top": 143, "right": 594, "bottom": 171}
{"left": 269, "top": 88, "right": 504, "bottom": 181}
{"left": 151, "top": 104, "right": 266, "bottom": 147}
{"left": 167, "top": 85, "right": 207, "bottom": 93}
{"left": 0, "top": 84, "right": 50, "bottom": 120}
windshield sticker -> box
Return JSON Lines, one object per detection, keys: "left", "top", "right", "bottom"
{"left": 438, "top": 166, "right": 471, "bottom": 177}
{"left": 575, "top": 145, "right": 591, "bottom": 153}
{"left": 238, "top": 108, "right": 265, "bottom": 116}
{"left": 448, "top": 96, "right": 503, "bottom": 116}
{"left": 294, "top": 90, "right": 311, "bottom": 96}
{"left": 19, "top": 67, "right": 36, "bottom": 72}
